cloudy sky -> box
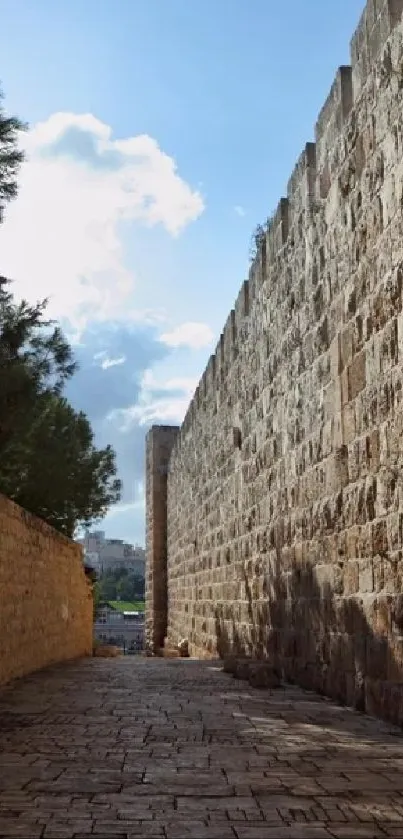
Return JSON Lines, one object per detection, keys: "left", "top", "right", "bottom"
{"left": 0, "top": 0, "right": 364, "bottom": 545}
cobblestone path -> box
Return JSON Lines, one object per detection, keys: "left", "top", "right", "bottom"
{"left": 1, "top": 658, "right": 403, "bottom": 837}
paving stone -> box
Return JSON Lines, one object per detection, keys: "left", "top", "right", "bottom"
{"left": 0, "top": 658, "right": 402, "bottom": 838}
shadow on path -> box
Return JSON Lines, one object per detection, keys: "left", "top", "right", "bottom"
{"left": 215, "top": 539, "right": 403, "bottom": 728}
{"left": 0, "top": 657, "right": 403, "bottom": 837}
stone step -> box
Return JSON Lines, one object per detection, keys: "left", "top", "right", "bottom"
{"left": 157, "top": 647, "right": 181, "bottom": 658}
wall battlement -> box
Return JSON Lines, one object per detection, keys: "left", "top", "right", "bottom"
{"left": 350, "top": 0, "right": 403, "bottom": 97}
{"left": 176, "top": 1, "right": 403, "bottom": 442}
{"left": 146, "top": 1, "right": 403, "bottom": 724}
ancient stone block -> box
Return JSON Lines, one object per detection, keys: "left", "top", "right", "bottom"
{"left": 248, "top": 662, "right": 281, "bottom": 689}
{"left": 348, "top": 351, "right": 367, "bottom": 400}
{"left": 359, "top": 558, "right": 374, "bottom": 592}
{"left": 178, "top": 638, "right": 189, "bottom": 657}
{"left": 94, "top": 645, "right": 123, "bottom": 658}
{"left": 233, "top": 659, "right": 253, "bottom": 680}
{"left": 222, "top": 656, "right": 239, "bottom": 675}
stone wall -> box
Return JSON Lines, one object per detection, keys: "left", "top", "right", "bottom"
{"left": 146, "top": 0, "right": 403, "bottom": 724}
{"left": 0, "top": 494, "right": 93, "bottom": 687}
{"left": 145, "top": 426, "right": 179, "bottom": 653}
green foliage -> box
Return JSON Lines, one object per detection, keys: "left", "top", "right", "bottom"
{"left": 248, "top": 223, "right": 266, "bottom": 264}
{"left": 0, "top": 277, "right": 122, "bottom": 536}
{"left": 108, "top": 600, "right": 145, "bottom": 613}
{"left": 0, "top": 85, "right": 26, "bottom": 220}
{"left": 0, "top": 378, "right": 121, "bottom": 537}
{"left": 0, "top": 278, "right": 77, "bottom": 451}
{"left": 248, "top": 214, "right": 274, "bottom": 266}
{"left": 97, "top": 566, "right": 145, "bottom": 604}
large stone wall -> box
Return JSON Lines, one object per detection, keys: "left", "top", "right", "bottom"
{"left": 146, "top": 0, "right": 403, "bottom": 723}
{"left": 0, "top": 494, "right": 93, "bottom": 687}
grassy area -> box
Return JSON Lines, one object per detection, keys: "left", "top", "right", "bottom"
{"left": 108, "top": 600, "right": 145, "bottom": 613}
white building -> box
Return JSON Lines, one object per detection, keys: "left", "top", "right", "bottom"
{"left": 78, "top": 530, "right": 145, "bottom": 578}
{"left": 94, "top": 603, "right": 144, "bottom": 653}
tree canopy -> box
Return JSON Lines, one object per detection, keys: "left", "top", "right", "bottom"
{"left": 0, "top": 84, "right": 122, "bottom": 537}
{"left": 0, "top": 86, "right": 26, "bottom": 221}
{"left": 96, "top": 567, "right": 145, "bottom": 604}
{"left": 0, "top": 278, "right": 77, "bottom": 450}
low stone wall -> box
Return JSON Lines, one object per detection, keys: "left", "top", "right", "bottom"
{"left": 0, "top": 494, "right": 93, "bottom": 687}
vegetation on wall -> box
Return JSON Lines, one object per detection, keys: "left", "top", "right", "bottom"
{"left": 248, "top": 214, "right": 274, "bottom": 265}
{"left": 0, "top": 85, "right": 121, "bottom": 537}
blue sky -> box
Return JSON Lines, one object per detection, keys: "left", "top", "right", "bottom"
{"left": 0, "top": 0, "right": 364, "bottom": 545}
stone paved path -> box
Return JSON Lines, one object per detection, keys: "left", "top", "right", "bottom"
{"left": 1, "top": 659, "right": 403, "bottom": 838}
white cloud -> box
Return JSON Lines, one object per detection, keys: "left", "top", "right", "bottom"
{"left": 106, "top": 501, "right": 144, "bottom": 517}
{"left": 160, "top": 321, "right": 214, "bottom": 349}
{"left": 107, "top": 481, "right": 145, "bottom": 517}
{"left": 234, "top": 205, "right": 246, "bottom": 217}
{"left": 108, "top": 370, "right": 197, "bottom": 427}
{"left": 0, "top": 112, "right": 204, "bottom": 330}
{"left": 92, "top": 350, "right": 126, "bottom": 369}
{"left": 101, "top": 356, "right": 126, "bottom": 370}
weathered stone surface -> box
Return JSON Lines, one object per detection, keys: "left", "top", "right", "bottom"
{"left": 0, "top": 494, "right": 92, "bottom": 688}
{"left": 1, "top": 657, "right": 403, "bottom": 838}
{"left": 145, "top": 2, "right": 403, "bottom": 727}
{"left": 145, "top": 426, "right": 179, "bottom": 654}
{"left": 178, "top": 638, "right": 190, "bottom": 657}
{"left": 247, "top": 662, "right": 281, "bottom": 689}
{"left": 223, "top": 656, "right": 243, "bottom": 674}
{"left": 224, "top": 658, "right": 281, "bottom": 687}
{"left": 93, "top": 645, "right": 123, "bottom": 658}
{"left": 159, "top": 647, "right": 181, "bottom": 658}
{"left": 233, "top": 659, "right": 252, "bottom": 681}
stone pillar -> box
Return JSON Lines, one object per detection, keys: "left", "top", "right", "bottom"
{"left": 145, "top": 425, "right": 179, "bottom": 653}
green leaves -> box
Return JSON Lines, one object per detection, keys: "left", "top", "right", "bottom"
{"left": 0, "top": 394, "right": 121, "bottom": 537}
{"left": 0, "top": 85, "right": 26, "bottom": 218}
{"left": 0, "top": 291, "right": 122, "bottom": 537}
{"left": 96, "top": 568, "right": 145, "bottom": 604}
{"left": 0, "top": 278, "right": 77, "bottom": 451}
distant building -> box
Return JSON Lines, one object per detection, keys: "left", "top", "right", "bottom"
{"left": 94, "top": 601, "right": 144, "bottom": 653}
{"left": 78, "top": 530, "right": 145, "bottom": 578}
